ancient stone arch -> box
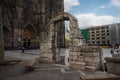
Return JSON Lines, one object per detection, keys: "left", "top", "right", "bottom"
{"left": 39, "top": 12, "right": 81, "bottom": 62}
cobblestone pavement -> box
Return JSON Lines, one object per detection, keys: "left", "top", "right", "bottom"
{"left": 3, "top": 48, "right": 113, "bottom": 80}
{"left": 5, "top": 48, "right": 113, "bottom": 61}
{"left": 4, "top": 50, "right": 80, "bottom": 80}
{"left": 5, "top": 48, "right": 114, "bottom": 62}
{"left": 5, "top": 49, "right": 39, "bottom": 61}
{"left": 4, "top": 70, "right": 80, "bottom": 80}
{"left": 4, "top": 64, "right": 81, "bottom": 80}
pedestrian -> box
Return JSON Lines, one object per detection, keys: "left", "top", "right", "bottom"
{"left": 110, "top": 47, "right": 114, "bottom": 56}
{"left": 22, "top": 47, "right": 25, "bottom": 53}
{"left": 118, "top": 45, "right": 120, "bottom": 52}
{"left": 116, "top": 49, "right": 119, "bottom": 53}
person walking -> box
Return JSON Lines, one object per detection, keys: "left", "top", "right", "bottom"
{"left": 22, "top": 46, "right": 25, "bottom": 53}
{"left": 118, "top": 45, "right": 120, "bottom": 53}
{"left": 110, "top": 46, "right": 114, "bottom": 56}
{"left": 22, "top": 39, "right": 27, "bottom": 53}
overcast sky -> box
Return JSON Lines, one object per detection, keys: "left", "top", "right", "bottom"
{"left": 64, "top": 0, "right": 120, "bottom": 29}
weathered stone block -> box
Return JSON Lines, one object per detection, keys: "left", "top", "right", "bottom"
{"left": 72, "top": 52, "right": 78, "bottom": 56}
{"left": 69, "top": 51, "right": 74, "bottom": 54}
{"left": 70, "top": 62, "right": 86, "bottom": 70}
{"left": 88, "top": 62, "right": 100, "bottom": 67}
{"left": 85, "top": 52, "right": 99, "bottom": 57}
{"left": 115, "top": 63, "right": 120, "bottom": 74}
{"left": 77, "top": 57, "right": 84, "bottom": 62}
{"left": 91, "top": 57, "right": 100, "bottom": 63}
{"left": 72, "top": 39, "right": 79, "bottom": 45}
{"left": 85, "top": 57, "right": 100, "bottom": 63}
{"left": 72, "top": 47, "right": 78, "bottom": 52}
{"left": 84, "top": 57, "right": 93, "bottom": 63}
{"left": 70, "top": 34, "right": 77, "bottom": 38}
{"left": 78, "top": 52, "right": 84, "bottom": 57}
{"left": 69, "top": 48, "right": 73, "bottom": 52}
{"left": 105, "top": 57, "right": 120, "bottom": 75}
{"left": 85, "top": 66, "right": 97, "bottom": 71}
{"left": 69, "top": 56, "right": 73, "bottom": 61}
{"left": 39, "top": 53, "right": 53, "bottom": 63}
{"left": 72, "top": 55, "right": 78, "bottom": 61}
{"left": 106, "top": 62, "right": 115, "bottom": 74}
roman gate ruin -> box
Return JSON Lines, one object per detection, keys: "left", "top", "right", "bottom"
{"left": 38, "top": 12, "right": 103, "bottom": 71}
{"left": 39, "top": 12, "right": 81, "bottom": 62}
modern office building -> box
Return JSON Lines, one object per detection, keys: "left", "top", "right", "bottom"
{"left": 81, "top": 23, "right": 120, "bottom": 46}
{"left": 88, "top": 25, "right": 109, "bottom": 46}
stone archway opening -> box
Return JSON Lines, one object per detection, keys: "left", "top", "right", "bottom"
{"left": 39, "top": 12, "right": 81, "bottom": 63}
{"left": 38, "top": 12, "right": 103, "bottom": 71}
{"left": 23, "top": 24, "right": 39, "bottom": 49}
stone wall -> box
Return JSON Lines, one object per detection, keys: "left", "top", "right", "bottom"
{"left": 69, "top": 46, "right": 103, "bottom": 71}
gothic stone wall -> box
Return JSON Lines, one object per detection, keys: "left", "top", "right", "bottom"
{"left": 2, "top": 0, "right": 64, "bottom": 49}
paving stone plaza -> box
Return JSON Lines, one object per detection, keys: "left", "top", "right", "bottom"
{"left": 0, "top": 49, "right": 119, "bottom": 80}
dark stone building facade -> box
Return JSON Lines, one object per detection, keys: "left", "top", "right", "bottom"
{"left": 2, "top": 0, "right": 65, "bottom": 49}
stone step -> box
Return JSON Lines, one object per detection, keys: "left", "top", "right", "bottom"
{"left": 70, "top": 62, "right": 86, "bottom": 70}
{"left": 70, "top": 62, "right": 86, "bottom": 66}
{"left": 85, "top": 66, "right": 96, "bottom": 71}
{"left": 79, "top": 70, "right": 120, "bottom": 80}
{"left": 25, "top": 59, "right": 36, "bottom": 72}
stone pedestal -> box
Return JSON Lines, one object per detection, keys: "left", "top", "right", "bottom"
{"left": 105, "top": 57, "right": 120, "bottom": 75}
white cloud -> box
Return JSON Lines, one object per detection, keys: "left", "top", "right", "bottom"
{"left": 111, "top": 0, "right": 120, "bottom": 7}
{"left": 75, "top": 13, "right": 120, "bottom": 29}
{"left": 99, "top": 5, "right": 106, "bottom": 9}
{"left": 64, "top": 0, "right": 80, "bottom": 11}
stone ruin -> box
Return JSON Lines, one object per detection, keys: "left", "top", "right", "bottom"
{"left": 38, "top": 12, "right": 104, "bottom": 71}
{"left": 38, "top": 12, "right": 80, "bottom": 63}
{"left": 69, "top": 46, "right": 104, "bottom": 71}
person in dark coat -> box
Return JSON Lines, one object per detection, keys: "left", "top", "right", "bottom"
{"left": 22, "top": 47, "right": 25, "bottom": 53}
{"left": 110, "top": 47, "right": 114, "bottom": 56}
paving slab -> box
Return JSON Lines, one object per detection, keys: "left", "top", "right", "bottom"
{"left": 79, "top": 70, "right": 120, "bottom": 80}
{"left": 4, "top": 66, "right": 81, "bottom": 80}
